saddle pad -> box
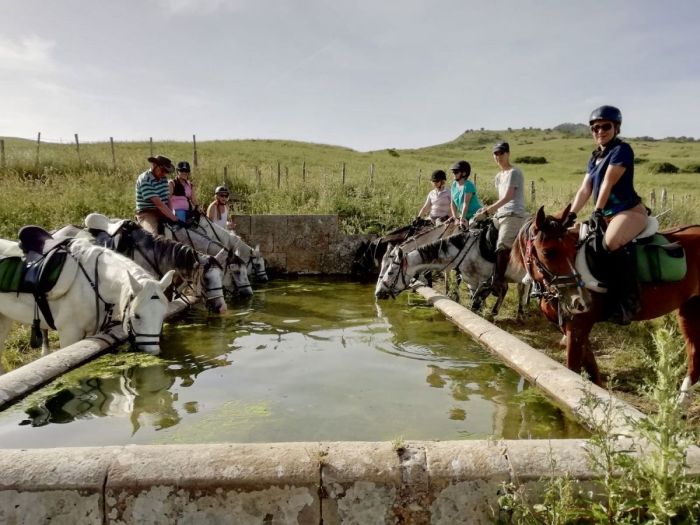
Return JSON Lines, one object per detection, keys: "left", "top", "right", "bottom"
{"left": 0, "top": 239, "right": 23, "bottom": 258}
{"left": 636, "top": 234, "right": 686, "bottom": 282}
{"left": 0, "top": 241, "right": 79, "bottom": 298}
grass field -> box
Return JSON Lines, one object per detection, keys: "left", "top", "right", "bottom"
{"left": 1, "top": 129, "right": 700, "bottom": 424}
{"left": 1, "top": 128, "right": 699, "bottom": 239}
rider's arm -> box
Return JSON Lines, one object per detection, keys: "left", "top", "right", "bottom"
{"left": 570, "top": 174, "right": 593, "bottom": 214}
{"left": 594, "top": 164, "right": 626, "bottom": 211}
{"left": 485, "top": 185, "right": 516, "bottom": 215}
{"left": 149, "top": 196, "right": 179, "bottom": 222}
{"left": 417, "top": 194, "right": 431, "bottom": 217}
{"left": 206, "top": 201, "right": 217, "bottom": 221}
{"left": 461, "top": 193, "right": 472, "bottom": 220}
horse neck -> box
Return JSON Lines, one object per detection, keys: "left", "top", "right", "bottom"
{"left": 133, "top": 230, "right": 197, "bottom": 280}
{"left": 71, "top": 243, "right": 148, "bottom": 314}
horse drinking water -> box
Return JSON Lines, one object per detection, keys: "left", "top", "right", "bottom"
{"left": 513, "top": 205, "right": 700, "bottom": 402}
{"left": 0, "top": 233, "right": 174, "bottom": 374}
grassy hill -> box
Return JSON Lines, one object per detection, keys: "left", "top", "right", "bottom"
{"left": 1, "top": 128, "right": 699, "bottom": 239}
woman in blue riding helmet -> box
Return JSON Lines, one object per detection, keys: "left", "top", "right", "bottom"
{"left": 569, "top": 105, "right": 647, "bottom": 324}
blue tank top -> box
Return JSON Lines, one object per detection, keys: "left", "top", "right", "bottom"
{"left": 587, "top": 139, "right": 640, "bottom": 216}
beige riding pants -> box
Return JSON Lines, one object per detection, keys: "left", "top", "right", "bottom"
{"left": 494, "top": 214, "right": 527, "bottom": 250}
{"left": 136, "top": 210, "right": 162, "bottom": 237}
{"left": 604, "top": 203, "right": 648, "bottom": 251}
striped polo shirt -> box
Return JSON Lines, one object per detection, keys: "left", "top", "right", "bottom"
{"left": 135, "top": 170, "right": 170, "bottom": 212}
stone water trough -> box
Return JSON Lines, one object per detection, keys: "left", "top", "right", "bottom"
{"left": 1, "top": 215, "right": 699, "bottom": 524}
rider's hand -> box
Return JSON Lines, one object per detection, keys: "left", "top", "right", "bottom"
{"left": 589, "top": 209, "right": 605, "bottom": 231}
{"left": 473, "top": 208, "right": 488, "bottom": 222}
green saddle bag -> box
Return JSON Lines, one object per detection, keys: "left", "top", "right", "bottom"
{"left": 635, "top": 234, "right": 686, "bottom": 283}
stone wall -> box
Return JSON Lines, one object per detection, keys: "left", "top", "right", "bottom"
{"left": 234, "top": 215, "right": 371, "bottom": 274}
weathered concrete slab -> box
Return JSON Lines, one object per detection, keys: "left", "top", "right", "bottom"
{"left": 106, "top": 443, "right": 320, "bottom": 524}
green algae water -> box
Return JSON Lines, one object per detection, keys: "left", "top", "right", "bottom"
{"left": 0, "top": 277, "right": 588, "bottom": 447}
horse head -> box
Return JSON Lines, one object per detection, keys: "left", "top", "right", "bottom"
{"left": 525, "top": 204, "right": 590, "bottom": 317}
{"left": 124, "top": 270, "right": 174, "bottom": 354}
{"left": 375, "top": 246, "right": 409, "bottom": 299}
{"left": 199, "top": 249, "right": 227, "bottom": 313}
{"left": 249, "top": 245, "right": 268, "bottom": 282}
{"left": 224, "top": 249, "right": 253, "bottom": 297}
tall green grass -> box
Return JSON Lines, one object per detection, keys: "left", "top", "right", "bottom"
{"left": 1, "top": 129, "right": 698, "bottom": 239}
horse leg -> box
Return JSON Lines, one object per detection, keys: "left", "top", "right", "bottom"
{"left": 0, "top": 315, "right": 12, "bottom": 374}
{"left": 490, "top": 284, "right": 509, "bottom": 318}
{"left": 515, "top": 283, "right": 528, "bottom": 322}
{"left": 564, "top": 317, "right": 601, "bottom": 385}
{"left": 57, "top": 325, "right": 86, "bottom": 349}
{"left": 41, "top": 329, "right": 50, "bottom": 356}
{"left": 677, "top": 297, "right": 700, "bottom": 404}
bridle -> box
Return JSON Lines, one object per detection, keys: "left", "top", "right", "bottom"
{"left": 378, "top": 229, "right": 477, "bottom": 298}
{"left": 519, "top": 218, "right": 586, "bottom": 325}
{"left": 122, "top": 292, "right": 163, "bottom": 350}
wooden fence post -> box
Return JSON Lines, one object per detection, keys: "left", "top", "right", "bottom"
{"left": 256, "top": 167, "right": 261, "bottom": 189}
{"left": 149, "top": 137, "right": 153, "bottom": 157}
{"left": 0, "top": 139, "right": 5, "bottom": 169}
{"left": 661, "top": 188, "right": 667, "bottom": 207}
{"left": 530, "top": 180, "right": 536, "bottom": 203}
{"left": 36, "top": 131, "right": 41, "bottom": 167}
{"left": 418, "top": 169, "right": 422, "bottom": 185}
{"left": 370, "top": 163, "right": 375, "bottom": 184}
{"left": 192, "top": 134, "right": 198, "bottom": 167}
{"left": 110, "top": 137, "right": 116, "bottom": 170}
{"left": 302, "top": 161, "right": 306, "bottom": 183}
{"left": 285, "top": 165, "right": 288, "bottom": 185}
{"left": 473, "top": 173, "right": 477, "bottom": 185}
{"left": 74, "top": 133, "right": 81, "bottom": 163}
{"left": 649, "top": 189, "right": 656, "bottom": 208}
{"left": 342, "top": 162, "right": 346, "bottom": 185}
{"left": 277, "top": 161, "right": 281, "bottom": 188}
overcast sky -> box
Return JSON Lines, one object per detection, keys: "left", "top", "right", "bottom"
{"left": 2, "top": 0, "right": 699, "bottom": 151}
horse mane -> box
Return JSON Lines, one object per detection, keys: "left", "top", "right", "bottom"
{"left": 129, "top": 226, "right": 200, "bottom": 276}
{"left": 415, "top": 231, "right": 468, "bottom": 261}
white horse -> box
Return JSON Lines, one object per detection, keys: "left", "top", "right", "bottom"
{"left": 0, "top": 237, "right": 174, "bottom": 373}
{"left": 191, "top": 214, "right": 268, "bottom": 282}
{"left": 375, "top": 227, "right": 530, "bottom": 320}
{"left": 53, "top": 220, "right": 228, "bottom": 313}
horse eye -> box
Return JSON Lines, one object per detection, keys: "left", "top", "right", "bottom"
{"left": 543, "top": 249, "right": 557, "bottom": 259}
{"left": 134, "top": 314, "right": 141, "bottom": 320}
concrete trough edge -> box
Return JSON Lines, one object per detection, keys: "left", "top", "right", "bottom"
{"left": 0, "top": 439, "right": 681, "bottom": 524}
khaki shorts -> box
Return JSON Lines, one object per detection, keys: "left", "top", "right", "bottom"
{"left": 494, "top": 214, "right": 527, "bottom": 250}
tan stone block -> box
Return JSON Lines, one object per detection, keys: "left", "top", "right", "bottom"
{"left": 264, "top": 252, "right": 286, "bottom": 273}
{"left": 286, "top": 250, "right": 322, "bottom": 273}
{"left": 232, "top": 214, "right": 251, "bottom": 238}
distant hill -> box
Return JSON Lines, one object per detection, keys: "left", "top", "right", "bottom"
{"left": 553, "top": 123, "right": 590, "bottom": 137}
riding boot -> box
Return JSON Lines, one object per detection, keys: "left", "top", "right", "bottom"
{"left": 490, "top": 248, "right": 511, "bottom": 295}
{"left": 607, "top": 245, "right": 641, "bottom": 325}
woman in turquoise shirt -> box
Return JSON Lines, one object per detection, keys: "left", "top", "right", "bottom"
{"left": 449, "top": 160, "right": 482, "bottom": 225}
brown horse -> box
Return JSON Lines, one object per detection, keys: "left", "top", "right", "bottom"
{"left": 512, "top": 204, "right": 700, "bottom": 401}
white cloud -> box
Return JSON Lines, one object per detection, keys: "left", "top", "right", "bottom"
{"left": 149, "top": 0, "right": 240, "bottom": 15}
{"left": 0, "top": 35, "right": 56, "bottom": 74}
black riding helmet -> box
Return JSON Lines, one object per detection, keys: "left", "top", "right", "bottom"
{"left": 450, "top": 160, "right": 471, "bottom": 177}
{"left": 589, "top": 105, "right": 622, "bottom": 124}
{"left": 215, "top": 186, "right": 229, "bottom": 196}
{"left": 430, "top": 169, "right": 447, "bottom": 182}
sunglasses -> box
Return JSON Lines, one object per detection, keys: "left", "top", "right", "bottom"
{"left": 590, "top": 122, "right": 614, "bottom": 134}
{"left": 217, "top": 194, "right": 229, "bottom": 198}
{"left": 493, "top": 151, "right": 505, "bottom": 156}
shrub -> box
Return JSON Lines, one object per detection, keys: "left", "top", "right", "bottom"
{"left": 648, "top": 162, "right": 679, "bottom": 174}
{"left": 686, "top": 162, "right": 700, "bottom": 173}
{"left": 633, "top": 157, "right": 648, "bottom": 164}
{"left": 386, "top": 148, "right": 399, "bottom": 157}
{"left": 514, "top": 156, "right": 547, "bottom": 164}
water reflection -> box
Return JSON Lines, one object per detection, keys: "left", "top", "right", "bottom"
{"left": 2, "top": 277, "right": 587, "bottom": 445}
{"left": 22, "top": 363, "right": 181, "bottom": 433}
{"left": 374, "top": 301, "right": 583, "bottom": 440}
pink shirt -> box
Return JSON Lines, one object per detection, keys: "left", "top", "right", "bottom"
{"left": 170, "top": 179, "right": 193, "bottom": 212}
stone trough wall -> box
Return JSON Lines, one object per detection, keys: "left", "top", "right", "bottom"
{"left": 234, "top": 214, "right": 371, "bottom": 274}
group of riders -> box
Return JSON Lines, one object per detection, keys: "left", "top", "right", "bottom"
{"left": 413, "top": 105, "right": 645, "bottom": 325}
{"left": 135, "top": 156, "right": 235, "bottom": 236}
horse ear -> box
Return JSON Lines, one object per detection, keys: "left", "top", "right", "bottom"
{"left": 128, "top": 272, "right": 143, "bottom": 295}
{"left": 535, "top": 206, "right": 546, "bottom": 231}
{"left": 253, "top": 244, "right": 260, "bottom": 254}
{"left": 159, "top": 269, "right": 176, "bottom": 291}
{"left": 560, "top": 203, "right": 572, "bottom": 222}
{"left": 214, "top": 248, "right": 227, "bottom": 267}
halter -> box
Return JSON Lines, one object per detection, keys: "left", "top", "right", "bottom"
{"left": 123, "top": 294, "right": 163, "bottom": 350}
{"left": 520, "top": 218, "right": 586, "bottom": 325}
{"left": 379, "top": 229, "right": 477, "bottom": 297}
